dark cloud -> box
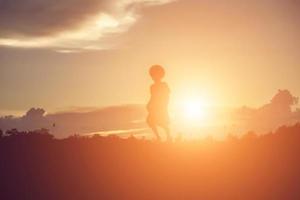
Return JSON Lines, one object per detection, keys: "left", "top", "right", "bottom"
{"left": 0, "top": 0, "right": 175, "bottom": 50}
{"left": 0, "top": 0, "right": 111, "bottom": 38}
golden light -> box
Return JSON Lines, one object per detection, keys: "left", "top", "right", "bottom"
{"left": 171, "top": 91, "right": 211, "bottom": 129}
{"left": 182, "top": 98, "right": 207, "bottom": 123}
{"left": 183, "top": 99, "right": 204, "bottom": 121}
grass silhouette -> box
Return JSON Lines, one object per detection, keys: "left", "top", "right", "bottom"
{"left": 0, "top": 124, "right": 300, "bottom": 199}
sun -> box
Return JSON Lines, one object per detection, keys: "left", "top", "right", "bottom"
{"left": 180, "top": 97, "right": 207, "bottom": 124}
{"left": 172, "top": 89, "right": 213, "bottom": 129}
{"left": 183, "top": 100, "right": 204, "bottom": 120}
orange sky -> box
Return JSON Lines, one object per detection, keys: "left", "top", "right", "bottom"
{"left": 0, "top": 0, "right": 299, "bottom": 115}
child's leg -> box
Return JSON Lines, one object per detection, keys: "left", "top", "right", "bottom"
{"left": 162, "top": 125, "right": 171, "bottom": 141}
{"left": 150, "top": 125, "right": 160, "bottom": 141}
{"left": 147, "top": 115, "right": 162, "bottom": 141}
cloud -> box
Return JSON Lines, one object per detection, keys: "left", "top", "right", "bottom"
{"left": 0, "top": 104, "right": 147, "bottom": 138}
{"left": 0, "top": 0, "right": 175, "bottom": 51}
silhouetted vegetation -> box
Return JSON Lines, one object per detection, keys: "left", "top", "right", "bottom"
{"left": 1, "top": 124, "right": 300, "bottom": 199}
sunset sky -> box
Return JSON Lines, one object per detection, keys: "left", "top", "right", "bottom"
{"left": 1, "top": 0, "right": 300, "bottom": 116}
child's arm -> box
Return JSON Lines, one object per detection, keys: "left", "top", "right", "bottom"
{"left": 146, "top": 85, "right": 154, "bottom": 111}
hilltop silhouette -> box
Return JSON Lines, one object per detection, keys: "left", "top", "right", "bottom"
{"left": 1, "top": 124, "right": 300, "bottom": 200}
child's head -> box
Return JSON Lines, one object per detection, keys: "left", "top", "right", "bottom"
{"left": 149, "top": 65, "right": 165, "bottom": 82}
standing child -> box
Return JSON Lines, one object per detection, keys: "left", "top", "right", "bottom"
{"left": 147, "top": 65, "right": 171, "bottom": 141}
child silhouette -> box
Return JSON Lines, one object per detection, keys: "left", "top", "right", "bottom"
{"left": 147, "top": 65, "right": 171, "bottom": 141}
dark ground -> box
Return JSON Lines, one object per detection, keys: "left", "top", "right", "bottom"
{"left": 0, "top": 124, "right": 300, "bottom": 200}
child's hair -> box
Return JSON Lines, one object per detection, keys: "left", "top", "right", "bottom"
{"left": 149, "top": 65, "right": 165, "bottom": 80}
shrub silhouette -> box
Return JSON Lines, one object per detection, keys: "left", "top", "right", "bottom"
{"left": 0, "top": 124, "right": 300, "bottom": 199}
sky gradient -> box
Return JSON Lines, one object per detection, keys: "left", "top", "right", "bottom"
{"left": 1, "top": 0, "right": 300, "bottom": 115}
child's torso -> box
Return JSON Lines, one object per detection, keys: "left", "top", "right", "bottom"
{"left": 148, "top": 82, "right": 170, "bottom": 112}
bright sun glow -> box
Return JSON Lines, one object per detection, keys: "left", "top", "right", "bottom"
{"left": 183, "top": 99, "right": 205, "bottom": 121}
{"left": 179, "top": 96, "right": 208, "bottom": 126}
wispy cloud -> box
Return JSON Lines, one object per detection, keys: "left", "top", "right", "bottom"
{"left": 0, "top": 0, "right": 175, "bottom": 51}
